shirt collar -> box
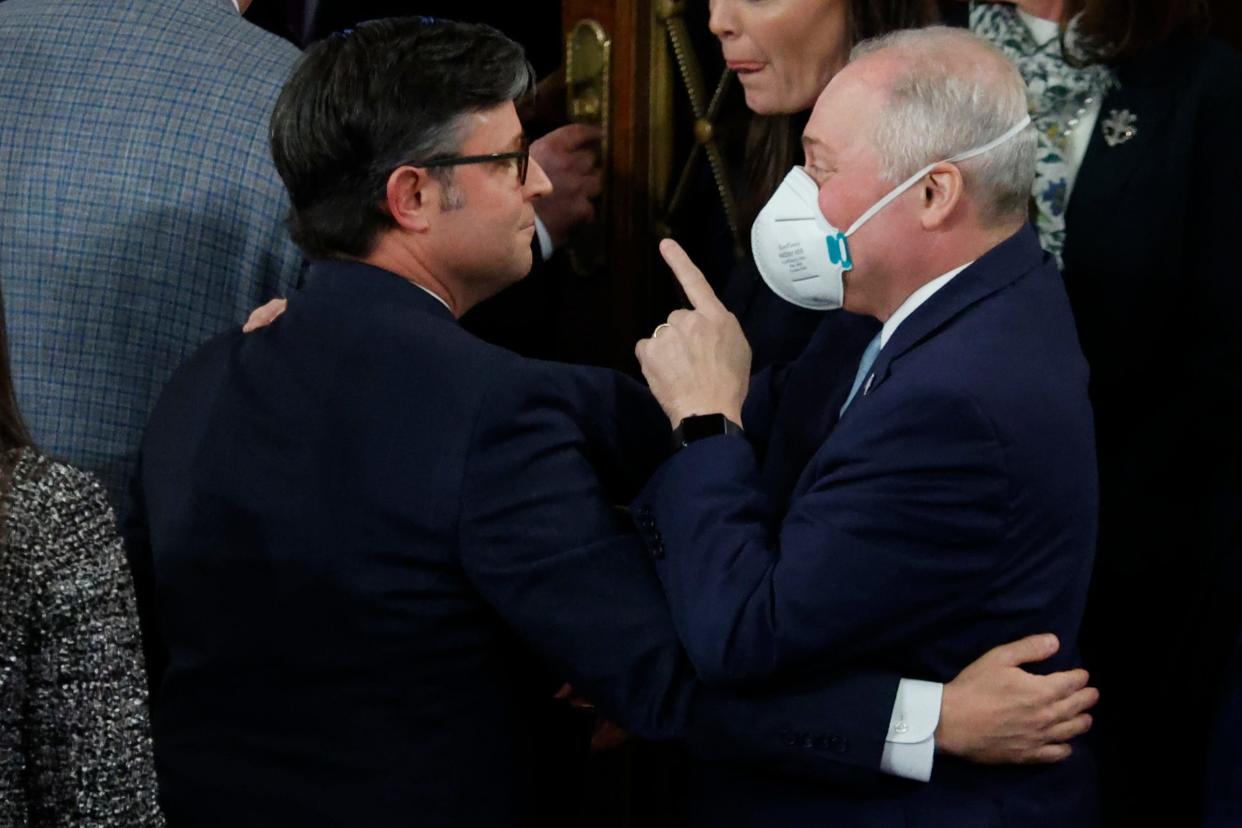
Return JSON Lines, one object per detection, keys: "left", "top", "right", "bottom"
{"left": 411, "top": 282, "right": 453, "bottom": 313}
{"left": 1016, "top": 8, "right": 1060, "bottom": 48}
{"left": 301, "top": 259, "right": 457, "bottom": 321}
{"left": 880, "top": 262, "right": 973, "bottom": 348}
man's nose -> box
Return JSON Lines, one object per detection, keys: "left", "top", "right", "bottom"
{"left": 524, "top": 156, "right": 554, "bottom": 199}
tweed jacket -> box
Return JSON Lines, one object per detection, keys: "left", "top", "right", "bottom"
{"left": 0, "top": 0, "right": 303, "bottom": 507}
{"left": 0, "top": 448, "right": 162, "bottom": 826}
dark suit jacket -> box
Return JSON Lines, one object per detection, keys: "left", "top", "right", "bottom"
{"left": 1205, "top": 624, "right": 1242, "bottom": 827}
{"left": 634, "top": 227, "right": 1100, "bottom": 826}
{"left": 132, "top": 260, "right": 908, "bottom": 827}
{"left": 1056, "top": 33, "right": 1242, "bottom": 828}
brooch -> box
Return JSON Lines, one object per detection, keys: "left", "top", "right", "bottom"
{"left": 1101, "top": 108, "right": 1139, "bottom": 147}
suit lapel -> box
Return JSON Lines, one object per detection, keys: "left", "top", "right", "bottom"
{"left": 760, "top": 311, "right": 879, "bottom": 512}
{"left": 1067, "top": 48, "right": 1174, "bottom": 223}
{"left": 863, "top": 226, "right": 1047, "bottom": 398}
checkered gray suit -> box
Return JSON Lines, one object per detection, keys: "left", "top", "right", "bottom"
{"left": 0, "top": 0, "right": 303, "bottom": 508}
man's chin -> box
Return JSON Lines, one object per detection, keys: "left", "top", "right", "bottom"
{"left": 510, "top": 247, "right": 534, "bottom": 283}
{"left": 841, "top": 289, "right": 862, "bottom": 317}
{"left": 478, "top": 243, "right": 534, "bottom": 299}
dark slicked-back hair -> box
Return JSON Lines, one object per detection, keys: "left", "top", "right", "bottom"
{"left": 270, "top": 17, "right": 535, "bottom": 260}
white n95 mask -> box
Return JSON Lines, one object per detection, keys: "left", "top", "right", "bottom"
{"left": 750, "top": 115, "right": 1032, "bottom": 311}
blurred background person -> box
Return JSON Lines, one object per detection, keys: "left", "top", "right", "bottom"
{"left": 0, "top": 288, "right": 162, "bottom": 825}
{"left": 942, "top": 1, "right": 1242, "bottom": 825}
{"left": 0, "top": 0, "right": 303, "bottom": 516}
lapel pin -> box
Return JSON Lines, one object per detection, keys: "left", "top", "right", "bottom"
{"left": 1101, "top": 108, "right": 1138, "bottom": 147}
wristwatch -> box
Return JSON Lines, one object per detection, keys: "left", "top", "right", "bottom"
{"left": 672, "top": 414, "right": 744, "bottom": 450}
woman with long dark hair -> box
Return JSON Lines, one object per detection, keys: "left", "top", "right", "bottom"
{"left": 0, "top": 287, "right": 162, "bottom": 824}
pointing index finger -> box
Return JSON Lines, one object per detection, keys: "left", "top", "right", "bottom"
{"left": 659, "top": 239, "right": 723, "bottom": 312}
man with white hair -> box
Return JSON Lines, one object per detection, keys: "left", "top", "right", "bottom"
{"left": 633, "top": 27, "right": 1099, "bottom": 825}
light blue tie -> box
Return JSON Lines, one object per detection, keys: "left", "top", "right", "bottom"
{"left": 840, "top": 333, "right": 883, "bottom": 416}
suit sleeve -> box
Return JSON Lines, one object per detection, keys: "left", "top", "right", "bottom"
{"left": 456, "top": 363, "right": 900, "bottom": 780}
{"left": 634, "top": 383, "right": 1010, "bottom": 685}
{"left": 740, "top": 363, "right": 786, "bottom": 452}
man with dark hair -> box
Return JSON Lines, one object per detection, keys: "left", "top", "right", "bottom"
{"left": 133, "top": 18, "right": 1096, "bottom": 825}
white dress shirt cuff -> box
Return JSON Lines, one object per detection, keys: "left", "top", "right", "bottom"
{"left": 879, "top": 678, "right": 942, "bottom": 782}
{"left": 533, "top": 216, "right": 554, "bottom": 261}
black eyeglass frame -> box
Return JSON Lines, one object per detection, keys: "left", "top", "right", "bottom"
{"left": 397, "top": 148, "right": 530, "bottom": 186}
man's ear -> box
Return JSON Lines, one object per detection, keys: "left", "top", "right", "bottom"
{"left": 919, "top": 162, "right": 965, "bottom": 231}
{"left": 385, "top": 166, "right": 432, "bottom": 233}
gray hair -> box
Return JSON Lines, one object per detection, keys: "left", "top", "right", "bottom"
{"left": 850, "top": 27, "right": 1035, "bottom": 225}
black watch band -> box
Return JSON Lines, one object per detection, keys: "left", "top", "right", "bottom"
{"left": 672, "top": 414, "right": 744, "bottom": 450}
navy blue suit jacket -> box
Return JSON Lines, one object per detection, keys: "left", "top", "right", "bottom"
{"left": 634, "top": 227, "right": 1100, "bottom": 826}
{"left": 132, "top": 260, "right": 913, "bottom": 826}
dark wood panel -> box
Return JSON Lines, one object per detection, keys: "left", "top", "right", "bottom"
{"left": 562, "top": 0, "right": 662, "bottom": 371}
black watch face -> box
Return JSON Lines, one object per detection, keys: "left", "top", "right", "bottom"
{"left": 680, "top": 415, "right": 727, "bottom": 442}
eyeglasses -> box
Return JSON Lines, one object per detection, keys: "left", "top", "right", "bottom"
{"left": 399, "top": 145, "right": 530, "bottom": 186}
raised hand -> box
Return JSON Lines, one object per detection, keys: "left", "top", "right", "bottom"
{"left": 634, "top": 239, "right": 751, "bottom": 427}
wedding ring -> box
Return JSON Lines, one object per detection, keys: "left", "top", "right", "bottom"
{"left": 652, "top": 323, "right": 672, "bottom": 337}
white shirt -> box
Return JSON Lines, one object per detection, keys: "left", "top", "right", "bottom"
{"left": 882, "top": 679, "right": 944, "bottom": 781}
{"left": 881, "top": 262, "right": 973, "bottom": 348}
{"left": 411, "top": 282, "right": 453, "bottom": 313}
{"left": 534, "top": 216, "right": 554, "bottom": 261}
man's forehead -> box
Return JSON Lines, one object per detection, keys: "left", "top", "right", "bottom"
{"left": 803, "top": 62, "right": 887, "bottom": 154}
{"left": 458, "top": 102, "right": 523, "bottom": 148}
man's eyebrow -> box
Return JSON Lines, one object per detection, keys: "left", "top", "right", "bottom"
{"left": 505, "top": 132, "right": 526, "bottom": 150}
{"left": 801, "top": 135, "right": 833, "bottom": 162}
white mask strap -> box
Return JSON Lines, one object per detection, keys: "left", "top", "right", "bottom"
{"left": 843, "top": 115, "right": 1032, "bottom": 236}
